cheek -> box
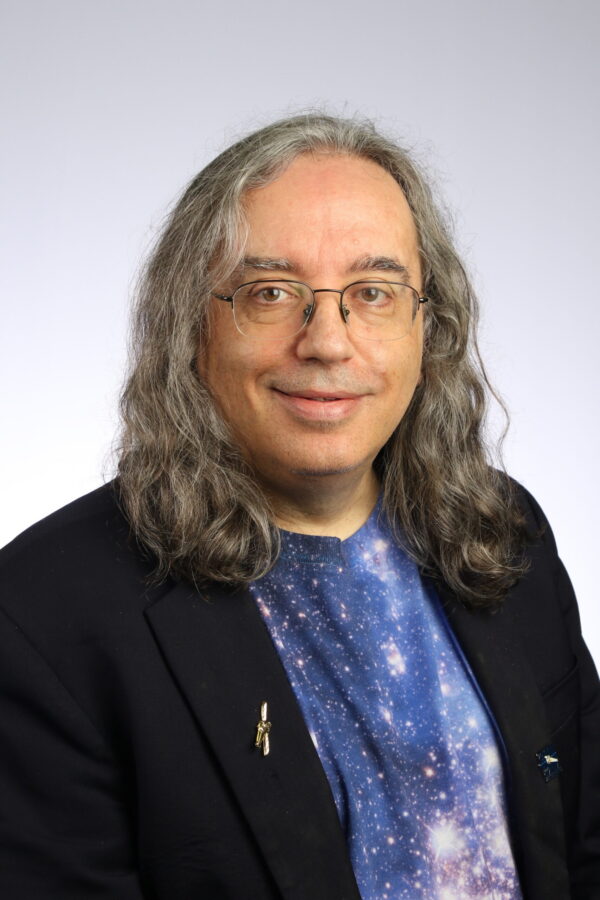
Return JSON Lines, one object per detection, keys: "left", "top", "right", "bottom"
{"left": 381, "top": 349, "right": 423, "bottom": 428}
{"left": 197, "top": 329, "right": 240, "bottom": 421}
{"left": 198, "top": 333, "right": 281, "bottom": 429}
{"left": 378, "top": 335, "right": 423, "bottom": 392}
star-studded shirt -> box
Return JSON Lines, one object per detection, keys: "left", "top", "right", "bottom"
{"left": 249, "top": 504, "right": 522, "bottom": 900}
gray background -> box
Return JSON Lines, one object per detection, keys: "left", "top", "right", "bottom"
{"left": 1, "top": 0, "right": 598, "bottom": 663}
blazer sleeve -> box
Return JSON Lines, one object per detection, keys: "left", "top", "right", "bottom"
{"left": 524, "top": 488, "right": 600, "bottom": 899}
{"left": 0, "top": 605, "right": 148, "bottom": 899}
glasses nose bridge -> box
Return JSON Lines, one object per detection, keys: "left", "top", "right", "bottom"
{"left": 311, "top": 287, "right": 344, "bottom": 297}
{"left": 306, "top": 286, "right": 349, "bottom": 325}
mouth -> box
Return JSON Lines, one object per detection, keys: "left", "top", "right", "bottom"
{"left": 275, "top": 389, "right": 361, "bottom": 401}
{"left": 272, "top": 388, "right": 365, "bottom": 421}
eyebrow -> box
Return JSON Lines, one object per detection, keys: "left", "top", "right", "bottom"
{"left": 348, "top": 255, "right": 410, "bottom": 279}
{"left": 239, "top": 256, "right": 296, "bottom": 274}
{"left": 238, "top": 254, "right": 411, "bottom": 280}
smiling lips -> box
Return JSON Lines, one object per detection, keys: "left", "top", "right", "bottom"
{"left": 273, "top": 388, "right": 366, "bottom": 421}
{"left": 281, "top": 390, "right": 360, "bottom": 401}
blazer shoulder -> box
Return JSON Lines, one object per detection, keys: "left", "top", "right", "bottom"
{"left": 0, "top": 482, "right": 157, "bottom": 616}
{"left": 1, "top": 482, "right": 124, "bottom": 564}
{"left": 510, "top": 478, "right": 550, "bottom": 536}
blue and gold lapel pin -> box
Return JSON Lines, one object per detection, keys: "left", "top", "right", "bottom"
{"left": 255, "top": 701, "right": 272, "bottom": 757}
{"left": 536, "top": 744, "right": 562, "bottom": 782}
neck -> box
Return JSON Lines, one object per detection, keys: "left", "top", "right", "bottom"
{"left": 262, "top": 467, "right": 380, "bottom": 539}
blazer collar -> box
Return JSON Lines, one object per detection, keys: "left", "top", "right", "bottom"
{"left": 144, "top": 579, "right": 361, "bottom": 900}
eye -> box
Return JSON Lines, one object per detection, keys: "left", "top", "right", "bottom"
{"left": 246, "top": 283, "right": 298, "bottom": 305}
{"left": 258, "top": 286, "right": 285, "bottom": 303}
{"left": 349, "top": 283, "right": 394, "bottom": 306}
{"left": 360, "top": 287, "right": 386, "bottom": 302}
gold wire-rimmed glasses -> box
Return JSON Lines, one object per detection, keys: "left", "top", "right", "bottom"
{"left": 213, "top": 279, "right": 428, "bottom": 341}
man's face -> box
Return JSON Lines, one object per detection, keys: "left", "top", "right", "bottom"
{"left": 198, "top": 153, "right": 424, "bottom": 501}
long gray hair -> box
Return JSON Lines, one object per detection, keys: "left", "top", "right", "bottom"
{"left": 117, "top": 113, "right": 528, "bottom": 608}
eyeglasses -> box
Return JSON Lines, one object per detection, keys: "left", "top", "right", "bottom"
{"left": 213, "top": 280, "right": 428, "bottom": 341}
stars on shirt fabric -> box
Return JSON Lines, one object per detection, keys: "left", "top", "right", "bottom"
{"left": 250, "top": 504, "right": 522, "bottom": 900}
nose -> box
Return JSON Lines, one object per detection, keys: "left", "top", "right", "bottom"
{"left": 295, "top": 289, "right": 355, "bottom": 363}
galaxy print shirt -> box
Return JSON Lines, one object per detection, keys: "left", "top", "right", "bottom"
{"left": 249, "top": 504, "right": 522, "bottom": 900}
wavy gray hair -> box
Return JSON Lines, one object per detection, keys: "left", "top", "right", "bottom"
{"left": 117, "top": 113, "right": 527, "bottom": 608}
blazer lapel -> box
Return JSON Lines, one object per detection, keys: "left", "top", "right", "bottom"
{"left": 437, "top": 582, "right": 570, "bottom": 899}
{"left": 144, "top": 579, "right": 361, "bottom": 900}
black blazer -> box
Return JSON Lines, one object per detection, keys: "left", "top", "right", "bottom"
{"left": 0, "top": 483, "right": 598, "bottom": 899}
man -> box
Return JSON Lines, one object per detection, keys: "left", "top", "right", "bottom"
{"left": 0, "top": 114, "right": 598, "bottom": 899}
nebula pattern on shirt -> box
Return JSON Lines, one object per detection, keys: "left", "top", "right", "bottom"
{"left": 249, "top": 506, "right": 522, "bottom": 900}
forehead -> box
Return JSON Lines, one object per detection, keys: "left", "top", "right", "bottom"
{"left": 240, "top": 153, "right": 420, "bottom": 278}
